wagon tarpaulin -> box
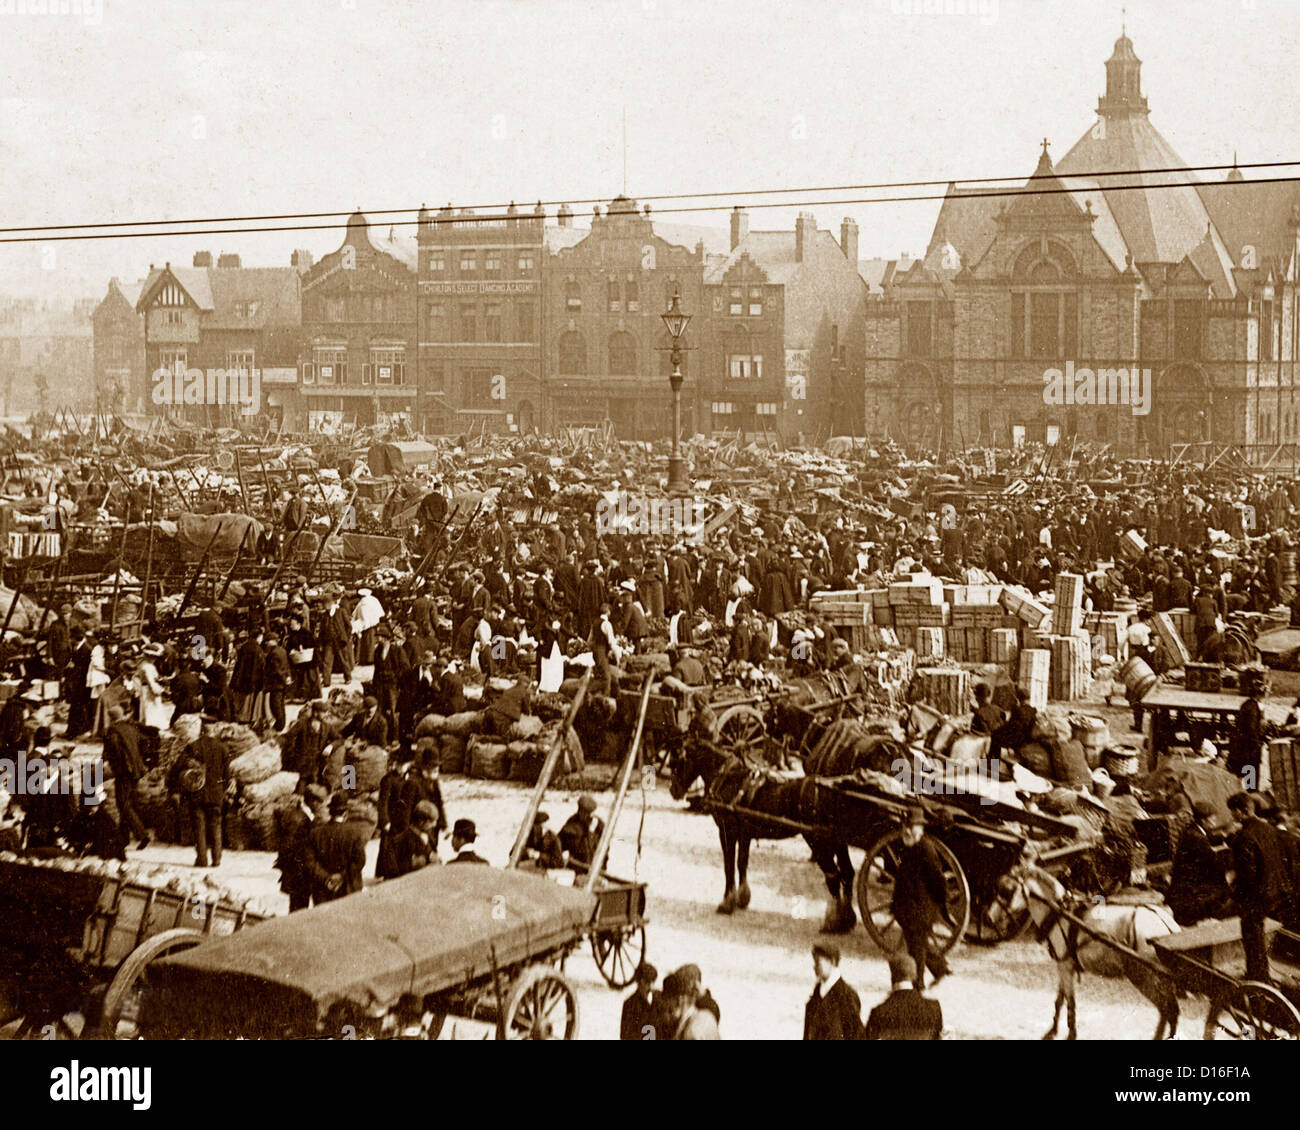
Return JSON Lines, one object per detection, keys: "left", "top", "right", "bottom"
{"left": 340, "top": 532, "right": 404, "bottom": 562}
{"left": 174, "top": 512, "right": 265, "bottom": 558}
{"left": 142, "top": 865, "right": 597, "bottom": 1036}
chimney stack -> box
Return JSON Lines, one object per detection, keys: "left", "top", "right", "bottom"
{"left": 291, "top": 249, "right": 314, "bottom": 269}
{"left": 730, "top": 206, "right": 749, "bottom": 251}
{"left": 840, "top": 218, "right": 859, "bottom": 267}
{"left": 558, "top": 203, "right": 573, "bottom": 228}
{"left": 193, "top": 251, "right": 212, "bottom": 268}
{"left": 795, "top": 212, "right": 816, "bottom": 263}
{"left": 217, "top": 253, "right": 241, "bottom": 269}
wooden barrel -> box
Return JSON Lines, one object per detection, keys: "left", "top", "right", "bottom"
{"left": 1118, "top": 655, "right": 1157, "bottom": 701}
{"left": 1114, "top": 597, "right": 1139, "bottom": 615}
{"left": 1283, "top": 549, "right": 1299, "bottom": 588}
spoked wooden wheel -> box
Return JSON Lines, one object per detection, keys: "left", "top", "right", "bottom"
{"left": 966, "top": 886, "right": 1031, "bottom": 945}
{"left": 856, "top": 829, "right": 970, "bottom": 956}
{"left": 99, "top": 928, "right": 205, "bottom": 1040}
{"left": 1205, "top": 981, "right": 1300, "bottom": 1040}
{"left": 713, "top": 705, "right": 765, "bottom": 756}
{"left": 502, "top": 965, "right": 580, "bottom": 1040}
{"left": 592, "top": 925, "right": 647, "bottom": 989}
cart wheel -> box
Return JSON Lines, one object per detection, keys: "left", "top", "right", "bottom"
{"left": 502, "top": 965, "right": 579, "bottom": 1040}
{"left": 966, "top": 887, "right": 1030, "bottom": 946}
{"left": 99, "top": 927, "right": 206, "bottom": 1040}
{"left": 856, "top": 828, "right": 970, "bottom": 957}
{"left": 1205, "top": 981, "right": 1300, "bottom": 1040}
{"left": 713, "top": 705, "right": 765, "bottom": 755}
{"left": 592, "top": 924, "right": 647, "bottom": 989}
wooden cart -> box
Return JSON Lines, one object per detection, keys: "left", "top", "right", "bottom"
{"left": 0, "top": 860, "right": 268, "bottom": 1040}
{"left": 1152, "top": 917, "right": 1300, "bottom": 1039}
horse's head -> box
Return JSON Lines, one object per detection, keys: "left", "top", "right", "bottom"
{"left": 996, "top": 848, "right": 1065, "bottom": 917}
{"left": 669, "top": 739, "right": 726, "bottom": 801}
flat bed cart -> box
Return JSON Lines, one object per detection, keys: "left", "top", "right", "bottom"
{"left": 0, "top": 859, "right": 269, "bottom": 1040}
{"left": 1139, "top": 686, "right": 1246, "bottom": 770}
{"left": 138, "top": 866, "right": 598, "bottom": 1040}
{"left": 1151, "top": 917, "right": 1300, "bottom": 1039}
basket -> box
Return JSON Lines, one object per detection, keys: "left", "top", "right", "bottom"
{"left": 289, "top": 647, "right": 315, "bottom": 664}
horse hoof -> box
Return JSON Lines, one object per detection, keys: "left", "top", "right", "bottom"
{"left": 716, "top": 899, "right": 735, "bottom": 916}
{"left": 1042, "top": 1032, "right": 1056, "bottom": 1041}
{"left": 736, "top": 884, "right": 751, "bottom": 910}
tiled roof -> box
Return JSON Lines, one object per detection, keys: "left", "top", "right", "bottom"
{"left": 922, "top": 185, "right": 1002, "bottom": 274}
{"left": 1197, "top": 177, "right": 1300, "bottom": 275}
{"left": 138, "top": 265, "right": 300, "bottom": 327}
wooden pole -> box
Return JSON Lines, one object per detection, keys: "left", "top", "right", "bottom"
{"left": 234, "top": 449, "right": 251, "bottom": 515}
{"left": 217, "top": 521, "right": 253, "bottom": 603}
{"left": 507, "top": 668, "right": 593, "bottom": 868}
{"left": 302, "top": 485, "right": 359, "bottom": 588}
{"left": 177, "top": 521, "right": 226, "bottom": 620}
{"left": 140, "top": 480, "right": 157, "bottom": 625}
{"left": 108, "top": 513, "right": 131, "bottom": 631}
{"left": 584, "top": 673, "right": 653, "bottom": 891}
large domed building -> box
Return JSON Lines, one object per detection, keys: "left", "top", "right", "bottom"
{"left": 863, "top": 31, "right": 1300, "bottom": 457}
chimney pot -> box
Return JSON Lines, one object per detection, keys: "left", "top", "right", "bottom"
{"left": 840, "top": 218, "right": 859, "bottom": 268}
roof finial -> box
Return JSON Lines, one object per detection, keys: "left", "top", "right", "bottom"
{"left": 1121, "top": 7, "right": 1126, "bottom": 36}
{"left": 1041, "top": 137, "right": 1050, "bottom": 156}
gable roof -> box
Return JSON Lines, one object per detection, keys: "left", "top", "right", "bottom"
{"left": 137, "top": 264, "right": 300, "bottom": 327}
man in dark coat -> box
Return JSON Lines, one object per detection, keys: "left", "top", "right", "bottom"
{"left": 316, "top": 590, "right": 354, "bottom": 687}
{"left": 576, "top": 562, "right": 605, "bottom": 641}
{"left": 282, "top": 703, "right": 334, "bottom": 787}
{"left": 303, "top": 795, "right": 368, "bottom": 900}
{"left": 65, "top": 630, "right": 94, "bottom": 739}
{"left": 865, "top": 952, "right": 943, "bottom": 1040}
{"left": 199, "top": 651, "right": 233, "bottom": 721}
{"left": 397, "top": 648, "right": 441, "bottom": 749}
{"left": 620, "top": 962, "right": 658, "bottom": 1041}
{"left": 167, "top": 719, "right": 232, "bottom": 868}
{"left": 803, "top": 943, "right": 863, "bottom": 1040}
{"left": 262, "top": 628, "right": 291, "bottom": 733}
{"left": 1230, "top": 792, "right": 1293, "bottom": 981}
{"left": 103, "top": 703, "right": 150, "bottom": 848}
{"left": 371, "top": 626, "right": 410, "bottom": 737}
{"left": 1228, "top": 685, "right": 1266, "bottom": 789}
{"left": 448, "top": 818, "right": 489, "bottom": 864}
{"left": 559, "top": 794, "right": 604, "bottom": 872}
{"left": 276, "top": 785, "right": 327, "bottom": 911}
{"left": 891, "top": 806, "right": 952, "bottom": 990}
{"left": 281, "top": 488, "right": 308, "bottom": 534}
{"left": 1168, "top": 800, "right": 1234, "bottom": 926}
{"left": 343, "top": 695, "right": 389, "bottom": 747}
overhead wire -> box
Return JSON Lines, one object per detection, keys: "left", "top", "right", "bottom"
{"left": 0, "top": 160, "right": 1297, "bottom": 244}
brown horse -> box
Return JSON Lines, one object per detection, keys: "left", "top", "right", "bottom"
{"left": 670, "top": 739, "right": 860, "bottom": 932}
{"left": 999, "top": 861, "right": 1181, "bottom": 1040}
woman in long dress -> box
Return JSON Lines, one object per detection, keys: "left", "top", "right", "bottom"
{"left": 87, "top": 635, "right": 112, "bottom": 736}
{"left": 135, "top": 645, "right": 170, "bottom": 730}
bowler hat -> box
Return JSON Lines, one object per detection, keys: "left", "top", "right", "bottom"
{"left": 888, "top": 950, "right": 918, "bottom": 986}
{"left": 452, "top": 818, "right": 477, "bottom": 841}
{"left": 577, "top": 794, "right": 597, "bottom": 814}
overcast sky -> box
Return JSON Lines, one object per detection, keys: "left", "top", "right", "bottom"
{"left": 1, "top": 0, "right": 1297, "bottom": 302}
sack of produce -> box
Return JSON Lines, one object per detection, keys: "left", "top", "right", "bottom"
{"left": 1018, "top": 741, "right": 1053, "bottom": 777}
{"left": 468, "top": 736, "right": 510, "bottom": 780}
{"left": 1050, "top": 738, "right": 1093, "bottom": 789}
{"left": 442, "top": 711, "right": 483, "bottom": 737}
{"left": 347, "top": 745, "right": 388, "bottom": 793}
{"left": 229, "top": 741, "right": 282, "bottom": 785}
{"left": 170, "top": 714, "right": 202, "bottom": 747}
{"left": 208, "top": 721, "right": 260, "bottom": 757}
{"left": 345, "top": 797, "right": 379, "bottom": 841}
{"left": 507, "top": 715, "right": 544, "bottom": 740}
{"left": 415, "top": 713, "right": 447, "bottom": 738}
{"left": 321, "top": 744, "right": 347, "bottom": 791}
{"left": 439, "top": 734, "right": 466, "bottom": 774}
{"left": 328, "top": 687, "right": 365, "bottom": 713}
{"left": 243, "top": 770, "right": 299, "bottom": 806}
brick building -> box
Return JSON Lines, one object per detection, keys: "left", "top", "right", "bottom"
{"left": 0, "top": 298, "right": 94, "bottom": 415}
{"left": 864, "top": 32, "right": 1300, "bottom": 457}
{"left": 416, "top": 202, "right": 561, "bottom": 436}
{"left": 704, "top": 208, "right": 866, "bottom": 441}
{"left": 543, "top": 197, "right": 708, "bottom": 439}
{"left": 296, "top": 212, "right": 417, "bottom": 432}
{"left": 92, "top": 278, "right": 146, "bottom": 414}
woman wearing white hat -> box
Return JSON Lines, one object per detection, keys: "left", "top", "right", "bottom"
{"left": 351, "top": 587, "right": 385, "bottom": 665}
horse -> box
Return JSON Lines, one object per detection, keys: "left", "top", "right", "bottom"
{"left": 998, "top": 860, "right": 1181, "bottom": 1040}
{"left": 669, "top": 738, "right": 859, "bottom": 932}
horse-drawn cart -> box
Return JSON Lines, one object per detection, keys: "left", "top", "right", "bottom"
{"left": 1152, "top": 917, "right": 1300, "bottom": 1039}
{"left": 137, "top": 865, "right": 596, "bottom": 1039}
{"left": 0, "top": 858, "right": 269, "bottom": 1040}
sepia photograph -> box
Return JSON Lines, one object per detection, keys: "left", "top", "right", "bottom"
{"left": 0, "top": 0, "right": 1297, "bottom": 1099}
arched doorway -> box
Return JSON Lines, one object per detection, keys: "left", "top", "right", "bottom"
{"left": 896, "top": 363, "right": 944, "bottom": 449}
{"left": 516, "top": 399, "right": 535, "bottom": 435}
{"left": 1155, "top": 363, "right": 1212, "bottom": 450}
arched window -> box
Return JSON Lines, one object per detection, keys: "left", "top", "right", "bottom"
{"left": 558, "top": 331, "right": 586, "bottom": 376}
{"left": 1010, "top": 242, "right": 1079, "bottom": 361}
{"left": 608, "top": 332, "right": 637, "bottom": 376}
{"left": 565, "top": 280, "right": 581, "bottom": 312}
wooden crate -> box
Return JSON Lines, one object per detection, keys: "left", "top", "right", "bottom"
{"left": 1018, "top": 648, "right": 1051, "bottom": 710}
{"left": 1269, "top": 739, "right": 1300, "bottom": 812}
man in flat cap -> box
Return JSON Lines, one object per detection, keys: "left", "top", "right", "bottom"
{"left": 559, "top": 794, "right": 604, "bottom": 874}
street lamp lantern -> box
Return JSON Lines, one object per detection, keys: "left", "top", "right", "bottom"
{"left": 661, "top": 287, "right": 692, "bottom": 494}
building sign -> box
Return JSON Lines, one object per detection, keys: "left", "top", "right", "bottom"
{"left": 419, "top": 280, "right": 537, "bottom": 295}
{"left": 262, "top": 367, "right": 298, "bottom": 384}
